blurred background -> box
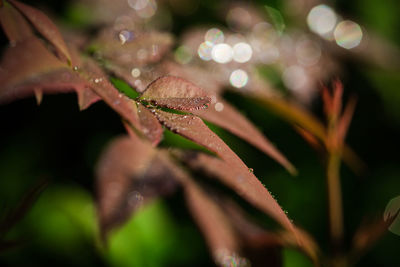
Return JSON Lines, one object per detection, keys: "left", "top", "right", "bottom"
{"left": 0, "top": 0, "right": 400, "bottom": 266}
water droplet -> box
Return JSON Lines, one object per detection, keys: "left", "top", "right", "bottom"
{"left": 248, "top": 168, "right": 254, "bottom": 173}
{"left": 73, "top": 66, "right": 79, "bottom": 71}
{"left": 131, "top": 68, "right": 141, "bottom": 78}
{"left": 119, "top": 30, "right": 134, "bottom": 44}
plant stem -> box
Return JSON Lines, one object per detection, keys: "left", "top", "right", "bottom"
{"left": 326, "top": 151, "right": 344, "bottom": 252}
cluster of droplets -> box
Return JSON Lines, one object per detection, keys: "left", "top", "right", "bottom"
{"left": 307, "top": 4, "right": 363, "bottom": 49}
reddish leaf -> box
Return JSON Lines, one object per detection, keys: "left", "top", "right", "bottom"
{"left": 78, "top": 59, "right": 143, "bottom": 133}
{"left": 0, "top": 37, "right": 76, "bottom": 104}
{"left": 193, "top": 99, "right": 297, "bottom": 174}
{"left": 249, "top": 91, "right": 366, "bottom": 175}
{"left": 141, "top": 76, "right": 211, "bottom": 111}
{"left": 180, "top": 176, "right": 249, "bottom": 266}
{"left": 94, "top": 30, "right": 173, "bottom": 67}
{"left": 152, "top": 109, "right": 297, "bottom": 238}
{"left": 137, "top": 103, "right": 163, "bottom": 146}
{"left": 106, "top": 63, "right": 163, "bottom": 93}
{"left": 9, "top": 0, "right": 72, "bottom": 63}
{"left": 96, "top": 135, "right": 177, "bottom": 238}
{"left": 0, "top": 1, "right": 33, "bottom": 43}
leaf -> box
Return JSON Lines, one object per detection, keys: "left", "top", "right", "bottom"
{"left": 265, "top": 5, "right": 285, "bottom": 35}
{"left": 78, "top": 59, "right": 144, "bottom": 133}
{"left": 0, "top": 179, "right": 48, "bottom": 236}
{"left": 107, "top": 63, "right": 163, "bottom": 93}
{"left": 137, "top": 103, "right": 163, "bottom": 146}
{"left": 151, "top": 109, "right": 297, "bottom": 237}
{"left": 193, "top": 99, "right": 297, "bottom": 174}
{"left": 0, "top": 1, "right": 33, "bottom": 43}
{"left": 141, "top": 76, "right": 211, "bottom": 111}
{"left": 0, "top": 37, "right": 76, "bottom": 104}
{"left": 179, "top": 175, "right": 249, "bottom": 267}
{"left": 94, "top": 30, "right": 173, "bottom": 67}
{"left": 249, "top": 91, "right": 366, "bottom": 175}
{"left": 9, "top": 0, "right": 72, "bottom": 63}
{"left": 350, "top": 212, "right": 399, "bottom": 265}
{"left": 95, "top": 135, "right": 177, "bottom": 238}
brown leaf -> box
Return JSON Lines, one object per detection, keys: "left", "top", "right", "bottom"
{"left": 9, "top": 0, "right": 72, "bottom": 63}
{"left": 78, "top": 59, "right": 143, "bottom": 133}
{"left": 137, "top": 103, "right": 163, "bottom": 146}
{"left": 180, "top": 176, "right": 249, "bottom": 267}
{"left": 152, "top": 109, "right": 297, "bottom": 237}
{"left": 94, "top": 29, "right": 173, "bottom": 67}
{"left": 0, "top": 37, "right": 77, "bottom": 104}
{"left": 0, "top": 1, "right": 33, "bottom": 43}
{"left": 95, "top": 135, "right": 177, "bottom": 238}
{"left": 193, "top": 99, "right": 297, "bottom": 174}
{"left": 141, "top": 76, "right": 211, "bottom": 111}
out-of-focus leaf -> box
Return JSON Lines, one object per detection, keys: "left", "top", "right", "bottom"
{"left": 350, "top": 212, "right": 399, "bottom": 265}
{"left": 141, "top": 76, "right": 211, "bottom": 111}
{"left": 137, "top": 103, "right": 163, "bottom": 146}
{"left": 179, "top": 175, "right": 249, "bottom": 267}
{"left": 249, "top": 91, "right": 365, "bottom": 175}
{"left": 152, "top": 109, "right": 297, "bottom": 237}
{"left": 265, "top": 6, "right": 285, "bottom": 35}
{"left": 0, "top": 179, "right": 48, "bottom": 236}
{"left": 96, "top": 135, "right": 177, "bottom": 238}
{"left": 107, "top": 63, "right": 163, "bottom": 93}
{"left": 181, "top": 151, "right": 319, "bottom": 261}
{"left": 0, "top": 37, "right": 74, "bottom": 103}
{"left": 9, "top": 0, "right": 72, "bottom": 63}
{"left": 0, "top": 1, "right": 33, "bottom": 43}
{"left": 193, "top": 99, "right": 296, "bottom": 175}
{"left": 94, "top": 30, "right": 173, "bottom": 67}
{"left": 78, "top": 59, "right": 143, "bottom": 133}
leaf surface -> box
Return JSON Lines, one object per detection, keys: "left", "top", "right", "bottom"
{"left": 95, "top": 135, "right": 177, "bottom": 238}
{"left": 0, "top": 1, "right": 33, "bottom": 42}
{"left": 137, "top": 103, "right": 163, "bottom": 146}
{"left": 193, "top": 99, "right": 296, "bottom": 174}
{"left": 9, "top": 0, "right": 72, "bottom": 63}
{"left": 141, "top": 76, "right": 211, "bottom": 111}
{"left": 152, "top": 109, "right": 297, "bottom": 237}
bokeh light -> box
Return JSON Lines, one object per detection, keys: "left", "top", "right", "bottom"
{"left": 282, "top": 65, "right": 308, "bottom": 91}
{"left": 198, "top": 42, "right": 213, "bottom": 61}
{"left": 229, "top": 69, "right": 248, "bottom": 88}
{"left": 214, "top": 102, "right": 224, "bottom": 112}
{"left": 307, "top": 5, "right": 337, "bottom": 36}
{"left": 205, "top": 28, "right": 224, "bottom": 45}
{"left": 212, "top": 43, "right": 233, "bottom": 63}
{"left": 128, "top": 0, "right": 157, "bottom": 18}
{"left": 295, "top": 38, "right": 321, "bottom": 66}
{"left": 334, "top": 20, "right": 363, "bottom": 49}
{"left": 233, "top": 42, "right": 253, "bottom": 63}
